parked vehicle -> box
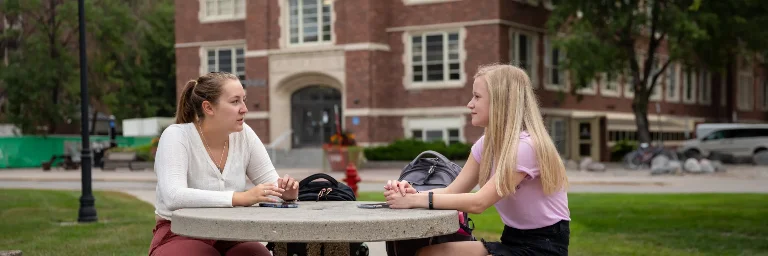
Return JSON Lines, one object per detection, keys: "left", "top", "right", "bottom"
{"left": 678, "top": 125, "right": 768, "bottom": 161}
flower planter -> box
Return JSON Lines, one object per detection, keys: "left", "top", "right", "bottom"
{"left": 322, "top": 145, "right": 364, "bottom": 172}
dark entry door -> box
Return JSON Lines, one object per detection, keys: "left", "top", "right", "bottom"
{"left": 291, "top": 86, "right": 342, "bottom": 148}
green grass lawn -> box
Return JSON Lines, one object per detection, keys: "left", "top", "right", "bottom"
{"left": 358, "top": 192, "right": 768, "bottom": 256}
{"left": 1, "top": 189, "right": 767, "bottom": 256}
{"left": 0, "top": 189, "right": 155, "bottom": 256}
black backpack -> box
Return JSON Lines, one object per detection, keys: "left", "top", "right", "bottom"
{"left": 266, "top": 173, "right": 368, "bottom": 256}
{"left": 297, "top": 173, "right": 357, "bottom": 202}
{"left": 386, "top": 150, "right": 475, "bottom": 256}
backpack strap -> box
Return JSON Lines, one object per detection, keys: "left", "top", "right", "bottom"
{"left": 299, "top": 173, "right": 340, "bottom": 188}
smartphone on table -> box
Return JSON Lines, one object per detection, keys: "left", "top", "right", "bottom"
{"left": 258, "top": 202, "right": 298, "bottom": 208}
{"left": 357, "top": 203, "right": 389, "bottom": 209}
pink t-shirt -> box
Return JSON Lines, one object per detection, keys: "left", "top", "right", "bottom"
{"left": 471, "top": 131, "right": 571, "bottom": 229}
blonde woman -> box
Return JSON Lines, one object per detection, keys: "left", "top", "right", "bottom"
{"left": 384, "top": 64, "right": 570, "bottom": 256}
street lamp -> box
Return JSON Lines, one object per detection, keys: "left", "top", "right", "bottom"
{"left": 77, "top": 0, "right": 97, "bottom": 223}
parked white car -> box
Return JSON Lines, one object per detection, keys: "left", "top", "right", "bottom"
{"left": 678, "top": 125, "right": 768, "bottom": 159}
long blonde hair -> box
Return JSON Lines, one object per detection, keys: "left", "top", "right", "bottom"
{"left": 475, "top": 64, "right": 567, "bottom": 196}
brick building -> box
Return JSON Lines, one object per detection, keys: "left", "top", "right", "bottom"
{"left": 174, "top": 0, "right": 768, "bottom": 161}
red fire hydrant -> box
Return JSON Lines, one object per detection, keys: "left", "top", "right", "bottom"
{"left": 344, "top": 162, "right": 361, "bottom": 196}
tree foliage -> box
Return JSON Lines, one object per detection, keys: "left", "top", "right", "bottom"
{"left": 0, "top": 0, "right": 175, "bottom": 134}
{"left": 547, "top": 0, "right": 768, "bottom": 143}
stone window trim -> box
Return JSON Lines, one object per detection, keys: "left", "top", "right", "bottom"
{"left": 199, "top": 0, "right": 246, "bottom": 24}
{"left": 402, "top": 28, "right": 467, "bottom": 90}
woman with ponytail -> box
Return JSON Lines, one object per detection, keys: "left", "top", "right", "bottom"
{"left": 148, "top": 72, "right": 298, "bottom": 256}
{"left": 384, "top": 64, "right": 571, "bottom": 256}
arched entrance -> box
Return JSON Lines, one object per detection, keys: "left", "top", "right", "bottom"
{"left": 291, "top": 86, "right": 342, "bottom": 148}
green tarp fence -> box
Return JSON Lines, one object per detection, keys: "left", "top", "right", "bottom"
{"left": 0, "top": 136, "right": 154, "bottom": 169}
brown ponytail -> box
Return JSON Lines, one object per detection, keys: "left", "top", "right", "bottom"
{"left": 174, "top": 72, "right": 239, "bottom": 124}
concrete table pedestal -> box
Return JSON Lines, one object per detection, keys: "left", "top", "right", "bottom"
{"left": 172, "top": 201, "right": 459, "bottom": 256}
{"left": 270, "top": 242, "right": 358, "bottom": 256}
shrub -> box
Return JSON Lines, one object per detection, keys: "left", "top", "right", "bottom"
{"left": 364, "top": 139, "right": 471, "bottom": 161}
{"left": 610, "top": 140, "right": 637, "bottom": 162}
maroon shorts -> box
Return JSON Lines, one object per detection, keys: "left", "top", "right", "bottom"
{"left": 148, "top": 219, "right": 270, "bottom": 256}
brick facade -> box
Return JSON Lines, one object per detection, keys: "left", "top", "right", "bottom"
{"left": 175, "top": 0, "right": 767, "bottom": 160}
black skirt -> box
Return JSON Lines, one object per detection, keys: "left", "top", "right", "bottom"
{"left": 482, "top": 220, "right": 570, "bottom": 256}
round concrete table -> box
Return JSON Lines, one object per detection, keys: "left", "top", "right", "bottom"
{"left": 171, "top": 201, "right": 460, "bottom": 256}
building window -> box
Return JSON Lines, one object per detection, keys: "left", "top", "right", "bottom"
{"left": 698, "top": 70, "right": 711, "bottom": 105}
{"left": 548, "top": 118, "right": 567, "bottom": 156}
{"left": 720, "top": 72, "right": 727, "bottom": 107}
{"left": 647, "top": 56, "right": 663, "bottom": 101}
{"left": 205, "top": 47, "right": 246, "bottom": 81}
{"left": 410, "top": 31, "right": 461, "bottom": 83}
{"left": 666, "top": 63, "right": 679, "bottom": 102}
{"left": 510, "top": 30, "right": 537, "bottom": 87}
{"left": 289, "top": 0, "right": 332, "bottom": 45}
{"left": 762, "top": 79, "right": 768, "bottom": 110}
{"left": 2, "top": 15, "right": 22, "bottom": 66}
{"left": 682, "top": 67, "right": 697, "bottom": 104}
{"left": 624, "top": 70, "right": 636, "bottom": 98}
{"left": 201, "top": 0, "right": 245, "bottom": 22}
{"left": 737, "top": 72, "right": 754, "bottom": 111}
{"left": 599, "top": 72, "right": 621, "bottom": 97}
{"left": 411, "top": 128, "right": 461, "bottom": 144}
{"left": 738, "top": 76, "right": 753, "bottom": 109}
{"left": 545, "top": 38, "right": 565, "bottom": 90}
{"left": 405, "top": 116, "right": 464, "bottom": 145}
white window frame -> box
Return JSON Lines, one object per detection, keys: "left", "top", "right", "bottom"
{"left": 286, "top": 0, "right": 334, "bottom": 46}
{"left": 666, "top": 63, "right": 680, "bottom": 102}
{"left": 682, "top": 67, "right": 697, "bottom": 104}
{"left": 698, "top": 69, "right": 712, "bottom": 105}
{"left": 3, "top": 15, "right": 22, "bottom": 66}
{"left": 577, "top": 75, "right": 597, "bottom": 95}
{"left": 738, "top": 72, "right": 754, "bottom": 111}
{"left": 403, "top": 28, "right": 466, "bottom": 90}
{"left": 547, "top": 117, "right": 568, "bottom": 157}
{"left": 201, "top": 45, "right": 246, "bottom": 81}
{"left": 647, "top": 55, "right": 663, "bottom": 101}
{"left": 403, "top": 116, "right": 465, "bottom": 144}
{"left": 3, "top": 15, "right": 22, "bottom": 30}
{"left": 199, "top": 0, "right": 246, "bottom": 23}
{"left": 624, "top": 70, "right": 635, "bottom": 98}
{"left": 402, "top": 0, "right": 462, "bottom": 5}
{"left": 544, "top": 37, "right": 567, "bottom": 91}
{"left": 599, "top": 72, "right": 621, "bottom": 97}
{"left": 510, "top": 29, "right": 538, "bottom": 88}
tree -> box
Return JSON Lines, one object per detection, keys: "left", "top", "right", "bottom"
{"left": 547, "top": 0, "right": 707, "bottom": 143}
{"left": 0, "top": 0, "right": 176, "bottom": 134}
{"left": 0, "top": 0, "right": 80, "bottom": 134}
{"left": 686, "top": 0, "right": 768, "bottom": 120}
{"left": 107, "top": 0, "right": 175, "bottom": 120}
{"left": 548, "top": 0, "right": 768, "bottom": 143}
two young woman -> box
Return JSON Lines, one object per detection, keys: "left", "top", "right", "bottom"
{"left": 151, "top": 63, "right": 570, "bottom": 256}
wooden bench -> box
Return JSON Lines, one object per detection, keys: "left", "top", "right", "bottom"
{"left": 102, "top": 151, "right": 136, "bottom": 171}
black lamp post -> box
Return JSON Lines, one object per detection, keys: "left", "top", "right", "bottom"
{"left": 77, "top": 0, "right": 97, "bottom": 223}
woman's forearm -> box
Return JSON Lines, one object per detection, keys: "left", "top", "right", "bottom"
{"left": 410, "top": 192, "right": 490, "bottom": 214}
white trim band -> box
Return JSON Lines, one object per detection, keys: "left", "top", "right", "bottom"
{"left": 175, "top": 39, "right": 247, "bottom": 49}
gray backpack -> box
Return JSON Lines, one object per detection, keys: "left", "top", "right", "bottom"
{"left": 397, "top": 150, "right": 462, "bottom": 191}
{"left": 386, "top": 150, "right": 475, "bottom": 256}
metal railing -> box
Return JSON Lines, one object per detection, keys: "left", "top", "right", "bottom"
{"left": 268, "top": 130, "right": 293, "bottom": 165}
